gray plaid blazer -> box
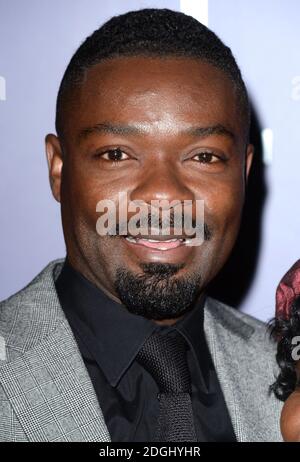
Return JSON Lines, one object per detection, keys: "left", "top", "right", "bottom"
{"left": 0, "top": 259, "right": 283, "bottom": 442}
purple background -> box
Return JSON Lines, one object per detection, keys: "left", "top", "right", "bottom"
{"left": 1, "top": 0, "right": 300, "bottom": 322}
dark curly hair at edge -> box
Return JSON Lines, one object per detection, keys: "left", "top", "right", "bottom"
{"left": 55, "top": 8, "right": 250, "bottom": 141}
{"left": 269, "top": 296, "right": 300, "bottom": 401}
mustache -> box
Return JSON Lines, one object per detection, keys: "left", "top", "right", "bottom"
{"left": 110, "top": 213, "right": 213, "bottom": 241}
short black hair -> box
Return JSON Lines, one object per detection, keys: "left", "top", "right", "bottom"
{"left": 269, "top": 296, "right": 300, "bottom": 401}
{"left": 55, "top": 8, "right": 250, "bottom": 140}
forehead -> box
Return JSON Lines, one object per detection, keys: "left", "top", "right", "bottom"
{"left": 63, "top": 56, "right": 241, "bottom": 138}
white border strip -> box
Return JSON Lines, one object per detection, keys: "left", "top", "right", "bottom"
{"left": 0, "top": 76, "right": 6, "bottom": 101}
{"left": 262, "top": 128, "right": 273, "bottom": 165}
{"left": 180, "top": 0, "right": 209, "bottom": 26}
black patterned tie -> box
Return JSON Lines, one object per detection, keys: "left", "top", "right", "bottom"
{"left": 136, "top": 330, "right": 197, "bottom": 442}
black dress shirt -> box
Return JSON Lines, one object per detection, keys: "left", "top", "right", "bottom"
{"left": 55, "top": 258, "right": 236, "bottom": 442}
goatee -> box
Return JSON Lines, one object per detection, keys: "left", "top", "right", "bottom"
{"left": 114, "top": 262, "right": 202, "bottom": 320}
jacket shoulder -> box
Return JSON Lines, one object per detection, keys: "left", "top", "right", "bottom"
{"left": 0, "top": 259, "right": 65, "bottom": 358}
{"left": 204, "top": 296, "right": 275, "bottom": 353}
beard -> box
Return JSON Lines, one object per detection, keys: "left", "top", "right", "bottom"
{"left": 114, "top": 262, "right": 202, "bottom": 320}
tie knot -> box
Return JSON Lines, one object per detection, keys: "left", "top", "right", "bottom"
{"left": 136, "top": 330, "right": 192, "bottom": 393}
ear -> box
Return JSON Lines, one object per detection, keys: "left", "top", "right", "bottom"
{"left": 45, "top": 134, "right": 63, "bottom": 203}
{"left": 245, "top": 143, "right": 254, "bottom": 182}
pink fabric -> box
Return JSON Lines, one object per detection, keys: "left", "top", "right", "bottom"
{"left": 276, "top": 259, "right": 300, "bottom": 319}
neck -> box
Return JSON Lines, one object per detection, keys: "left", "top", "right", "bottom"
{"left": 153, "top": 316, "right": 184, "bottom": 326}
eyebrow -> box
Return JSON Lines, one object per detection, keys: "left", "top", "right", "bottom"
{"left": 78, "top": 122, "right": 235, "bottom": 142}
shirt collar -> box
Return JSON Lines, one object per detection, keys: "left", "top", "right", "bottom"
{"left": 55, "top": 258, "right": 209, "bottom": 390}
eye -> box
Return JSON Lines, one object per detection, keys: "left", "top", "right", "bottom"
{"left": 192, "top": 152, "right": 220, "bottom": 163}
{"left": 101, "top": 148, "right": 129, "bottom": 162}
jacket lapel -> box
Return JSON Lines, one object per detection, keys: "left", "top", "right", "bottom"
{"left": 0, "top": 319, "right": 110, "bottom": 442}
{"left": 204, "top": 297, "right": 283, "bottom": 442}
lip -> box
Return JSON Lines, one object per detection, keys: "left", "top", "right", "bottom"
{"left": 125, "top": 236, "right": 185, "bottom": 250}
{"left": 121, "top": 235, "right": 195, "bottom": 262}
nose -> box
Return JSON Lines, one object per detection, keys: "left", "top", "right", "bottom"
{"left": 129, "top": 159, "right": 194, "bottom": 206}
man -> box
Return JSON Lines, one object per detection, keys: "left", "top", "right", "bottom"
{"left": 0, "top": 8, "right": 282, "bottom": 442}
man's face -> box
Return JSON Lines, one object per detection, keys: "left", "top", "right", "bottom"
{"left": 46, "top": 56, "right": 253, "bottom": 322}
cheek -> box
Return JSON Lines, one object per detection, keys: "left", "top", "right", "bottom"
{"left": 204, "top": 179, "right": 244, "bottom": 236}
{"left": 60, "top": 167, "right": 99, "bottom": 245}
{"left": 192, "top": 184, "right": 244, "bottom": 281}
